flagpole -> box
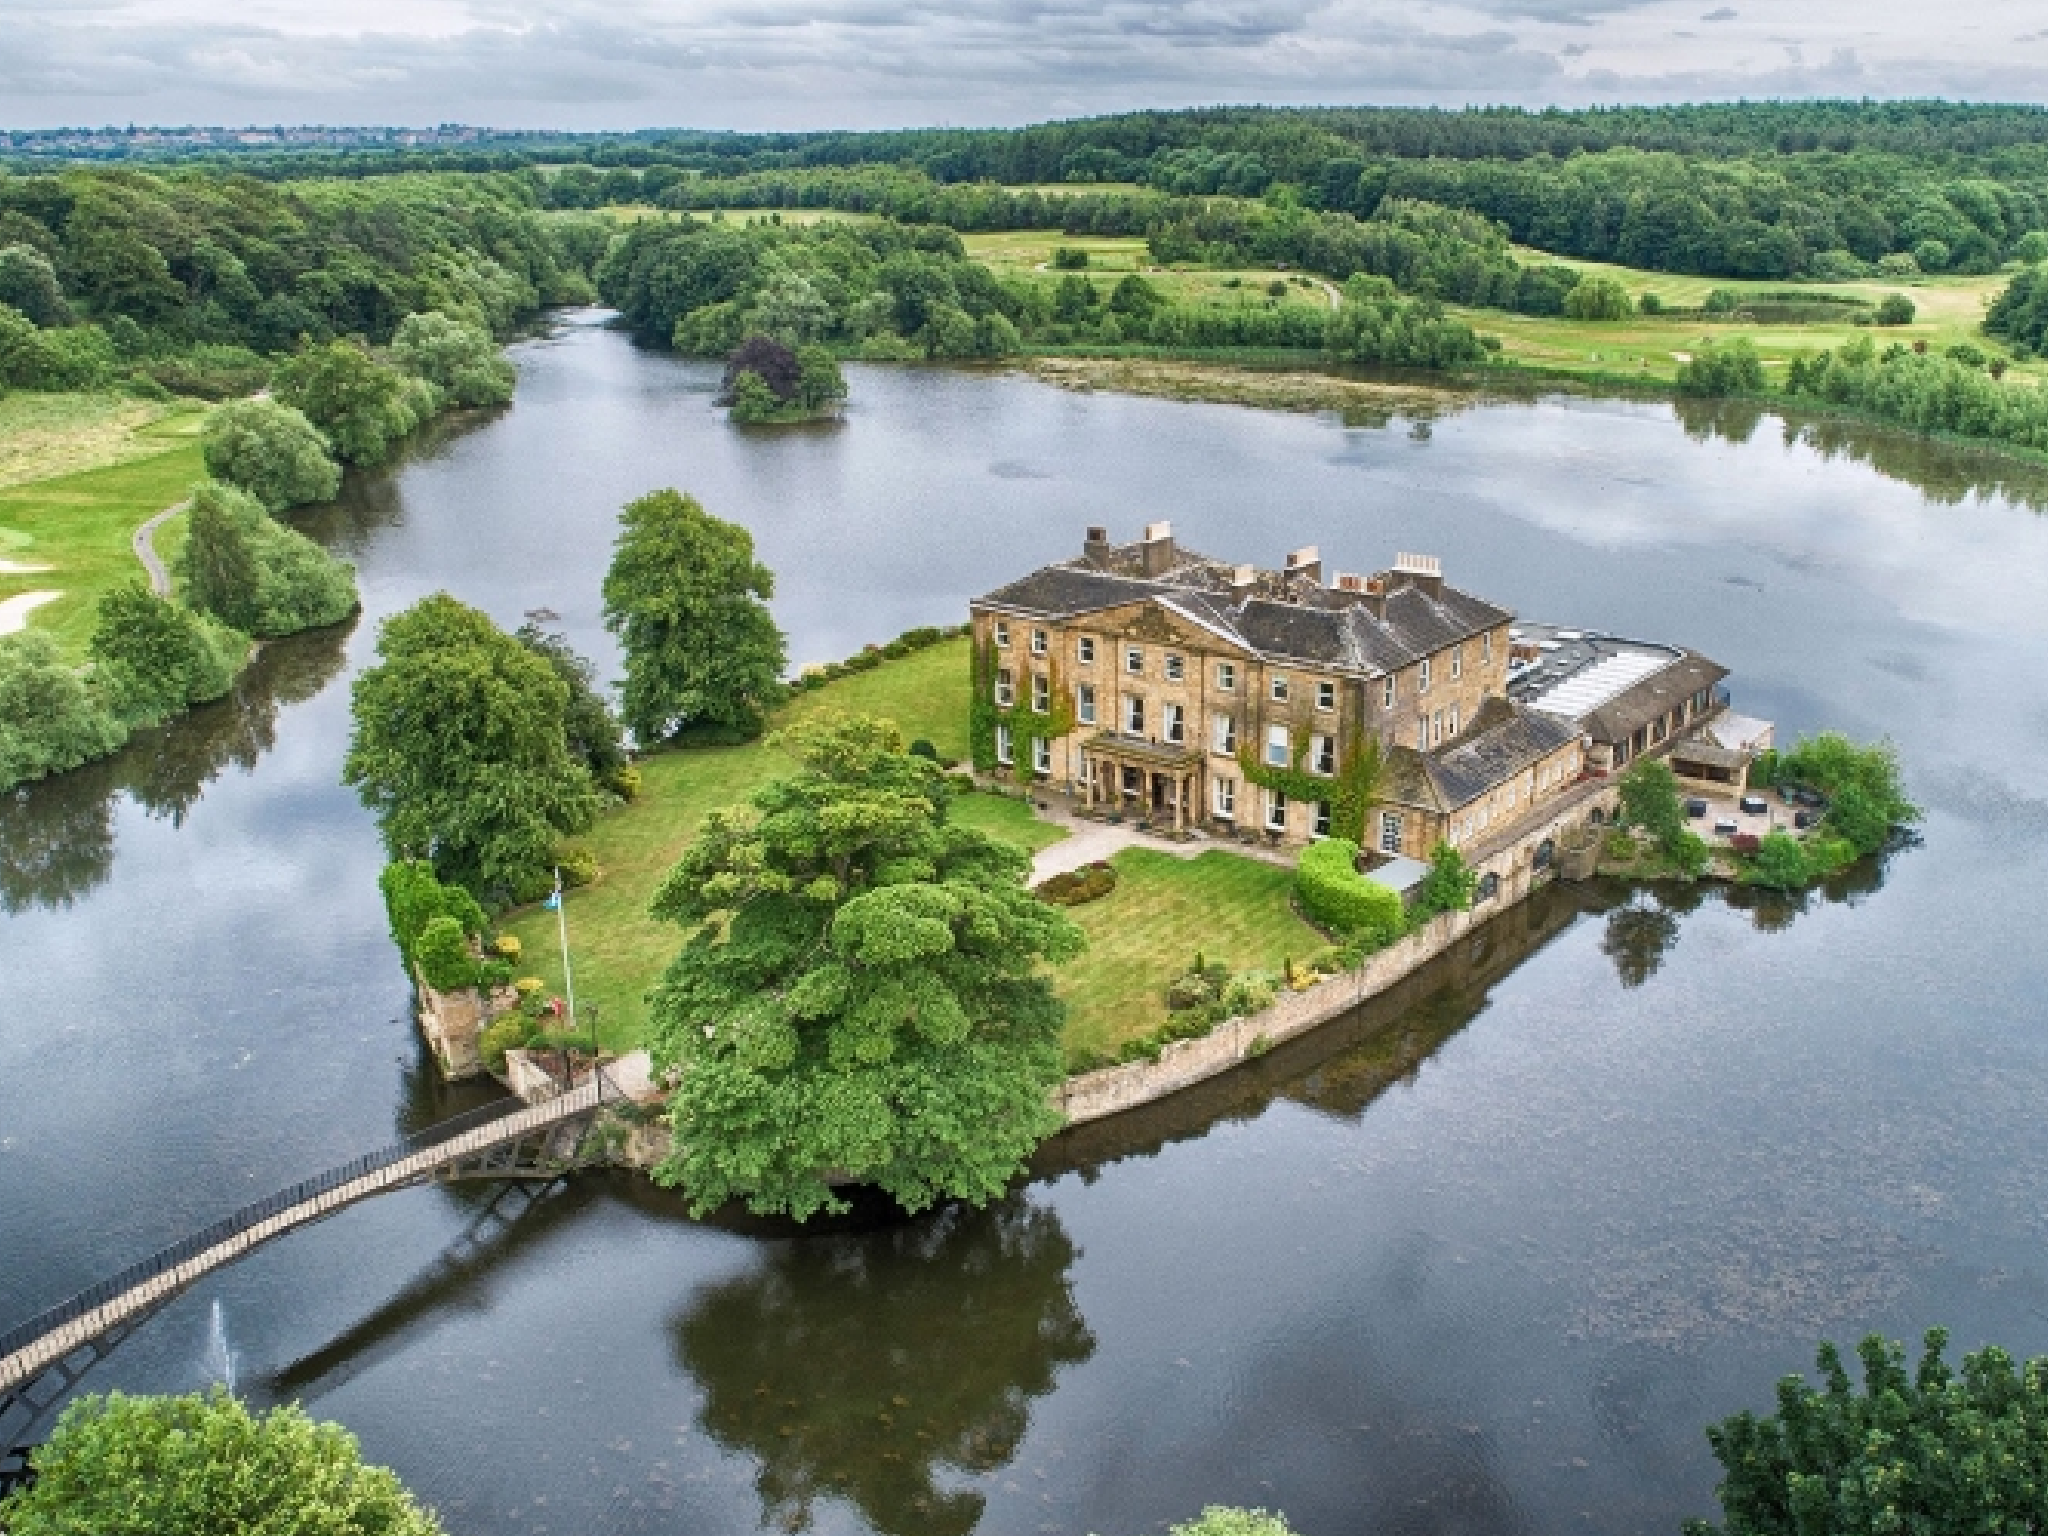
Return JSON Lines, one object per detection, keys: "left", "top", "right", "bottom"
{"left": 551, "top": 866, "right": 592, "bottom": 1098}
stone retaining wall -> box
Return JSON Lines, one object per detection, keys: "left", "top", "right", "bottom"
{"left": 1055, "top": 778, "right": 1618, "bottom": 1129}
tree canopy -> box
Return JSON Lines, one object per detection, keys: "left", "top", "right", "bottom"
{"left": 344, "top": 592, "right": 599, "bottom": 904}
{"left": 200, "top": 397, "right": 342, "bottom": 511}
{"left": 0, "top": 1389, "right": 446, "bottom": 1536}
{"left": 389, "top": 309, "right": 516, "bottom": 407}
{"left": 1686, "top": 1329, "right": 2048, "bottom": 1536}
{"left": 645, "top": 712, "right": 1083, "bottom": 1219}
{"left": 177, "top": 479, "right": 358, "bottom": 638}
{"left": 602, "top": 488, "right": 787, "bottom": 743}
{"left": 272, "top": 339, "right": 435, "bottom": 467}
{"left": 87, "top": 582, "right": 244, "bottom": 726}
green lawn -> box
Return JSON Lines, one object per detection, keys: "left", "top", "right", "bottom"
{"left": 1467, "top": 254, "right": 2038, "bottom": 387}
{"left": 961, "top": 230, "right": 1337, "bottom": 319}
{"left": 0, "top": 399, "right": 210, "bottom": 657}
{"left": 1055, "top": 848, "right": 1324, "bottom": 1068}
{"left": 948, "top": 791, "right": 1071, "bottom": 853}
{"left": 502, "top": 639, "right": 991, "bottom": 1050}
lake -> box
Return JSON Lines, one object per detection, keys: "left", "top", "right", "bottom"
{"left": 6, "top": 311, "right": 2048, "bottom": 1536}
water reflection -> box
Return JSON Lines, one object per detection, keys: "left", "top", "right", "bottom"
{"left": 1671, "top": 395, "right": 2048, "bottom": 510}
{"left": 670, "top": 1198, "right": 1094, "bottom": 1536}
{"left": 0, "top": 620, "right": 352, "bottom": 913}
{"left": 1602, "top": 897, "right": 1684, "bottom": 989}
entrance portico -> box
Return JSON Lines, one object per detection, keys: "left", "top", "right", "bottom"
{"left": 1079, "top": 732, "right": 1203, "bottom": 834}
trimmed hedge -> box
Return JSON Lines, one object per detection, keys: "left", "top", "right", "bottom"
{"left": 1294, "top": 838, "right": 1404, "bottom": 940}
{"left": 1035, "top": 861, "right": 1117, "bottom": 906}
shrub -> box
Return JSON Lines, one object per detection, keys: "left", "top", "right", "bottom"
{"left": 514, "top": 976, "right": 545, "bottom": 997}
{"left": 1875, "top": 293, "right": 1917, "bottom": 326}
{"left": 0, "top": 633, "right": 128, "bottom": 791}
{"left": 1563, "top": 275, "right": 1632, "bottom": 320}
{"left": 493, "top": 934, "right": 522, "bottom": 960}
{"left": 1219, "top": 972, "right": 1278, "bottom": 1016}
{"left": 1166, "top": 973, "right": 1217, "bottom": 1011}
{"left": 412, "top": 915, "right": 484, "bottom": 991}
{"left": 0, "top": 1389, "right": 447, "bottom": 1536}
{"left": 1035, "top": 860, "right": 1118, "bottom": 907}
{"left": 1051, "top": 247, "right": 1090, "bottom": 270}
{"left": 377, "top": 860, "right": 488, "bottom": 971}
{"left": 1415, "top": 841, "right": 1478, "bottom": 917}
{"left": 200, "top": 398, "right": 342, "bottom": 512}
{"left": 1294, "top": 837, "right": 1404, "bottom": 939}
{"left": 1638, "top": 291, "right": 1665, "bottom": 315}
{"left": 1677, "top": 338, "right": 1766, "bottom": 395}
{"left": 610, "top": 763, "right": 643, "bottom": 801}
{"left": 908, "top": 738, "right": 939, "bottom": 760}
{"left": 1743, "top": 829, "right": 1810, "bottom": 889}
{"left": 479, "top": 1013, "right": 536, "bottom": 1074}
{"left": 1702, "top": 288, "right": 1740, "bottom": 315}
{"left": 555, "top": 842, "right": 599, "bottom": 888}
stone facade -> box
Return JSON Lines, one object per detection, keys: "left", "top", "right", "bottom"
{"left": 974, "top": 527, "right": 1544, "bottom": 848}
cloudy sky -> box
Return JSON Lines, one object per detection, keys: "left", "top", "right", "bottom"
{"left": 6, "top": 0, "right": 2048, "bottom": 131}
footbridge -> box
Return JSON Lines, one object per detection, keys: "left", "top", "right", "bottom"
{"left": 0, "top": 1072, "right": 625, "bottom": 1488}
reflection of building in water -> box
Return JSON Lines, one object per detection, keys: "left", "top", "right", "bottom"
{"left": 972, "top": 524, "right": 1766, "bottom": 884}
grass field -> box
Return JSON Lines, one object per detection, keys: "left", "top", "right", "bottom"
{"left": 501, "top": 639, "right": 987, "bottom": 1049}
{"left": 0, "top": 397, "right": 209, "bottom": 655}
{"left": 962, "top": 230, "right": 1338, "bottom": 318}
{"left": 498, "top": 631, "right": 1316, "bottom": 1065}
{"left": 1460, "top": 252, "right": 2036, "bottom": 387}
{"left": 1055, "top": 849, "right": 1325, "bottom": 1067}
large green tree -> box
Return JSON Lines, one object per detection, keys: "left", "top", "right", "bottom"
{"left": 1687, "top": 1329, "right": 2048, "bottom": 1536}
{"left": 602, "top": 488, "right": 787, "bottom": 743}
{"left": 177, "top": 479, "right": 358, "bottom": 638}
{"left": 344, "top": 593, "right": 599, "bottom": 903}
{"left": 200, "top": 397, "right": 342, "bottom": 511}
{"left": 0, "top": 1389, "right": 446, "bottom": 1536}
{"left": 389, "top": 310, "right": 515, "bottom": 407}
{"left": 0, "top": 633, "right": 126, "bottom": 791}
{"left": 645, "top": 713, "right": 1083, "bottom": 1219}
{"left": 273, "top": 339, "right": 431, "bottom": 466}
{"left": 87, "top": 583, "right": 245, "bottom": 726}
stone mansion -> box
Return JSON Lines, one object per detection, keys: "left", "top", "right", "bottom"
{"left": 970, "top": 522, "right": 1745, "bottom": 859}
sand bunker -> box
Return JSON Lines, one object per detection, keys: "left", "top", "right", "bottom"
{"left": 0, "top": 591, "right": 60, "bottom": 635}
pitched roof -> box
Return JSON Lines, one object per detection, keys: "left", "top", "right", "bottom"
{"left": 1381, "top": 701, "right": 1581, "bottom": 813}
{"left": 973, "top": 551, "right": 1511, "bottom": 677}
{"left": 1569, "top": 654, "right": 1729, "bottom": 743}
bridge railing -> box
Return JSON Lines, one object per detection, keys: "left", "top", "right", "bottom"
{"left": 0, "top": 1089, "right": 570, "bottom": 1373}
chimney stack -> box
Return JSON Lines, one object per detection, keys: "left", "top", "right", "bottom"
{"left": 1284, "top": 544, "right": 1323, "bottom": 589}
{"left": 1387, "top": 551, "right": 1444, "bottom": 600}
{"left": 1140, "top": 519, "right": 1175, "bottom": 578}
{"left": 1083, "top": 525, "right": 1112, "bottom": 567}
{"left": 1228, "top": 563, "right": 1257, "bottom": 604}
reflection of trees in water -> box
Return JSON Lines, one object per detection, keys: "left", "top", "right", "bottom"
{"left": 1671, "top": 395, "right": 2048, "bottom": 510}
{"left": 298, "top": 407, "right": 507, "bottom": 555}
{"left": 0, "top": 620, "right": 352, "bottom": 914}
{"left": 672, "top": 1197, "right": 1094, "bottom": 1536}
{"left": 1602, "top": 896, "right": 1682, "bottom": 988}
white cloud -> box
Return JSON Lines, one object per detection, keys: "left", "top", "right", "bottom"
{"left": 0, "top": 0, "right": 2043, "bottom": 128}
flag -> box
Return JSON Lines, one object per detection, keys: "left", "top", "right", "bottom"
{"left": 542, "top": 892, "right": 560, "bottom": 911}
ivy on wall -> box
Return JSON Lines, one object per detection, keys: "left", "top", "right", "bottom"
{"left": 1237, "top": 722, "right": 1385, "bottom": 844}
{"left": 968, "top": 635, "right": 1076, "bottom": 783}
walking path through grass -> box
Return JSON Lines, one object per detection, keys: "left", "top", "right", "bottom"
{"left": 0, "top": 396, "right": 210, "bottom": 655}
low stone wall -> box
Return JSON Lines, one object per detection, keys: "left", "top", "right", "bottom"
{"left": 1055, "top": 779, "right": 1618, "bottom": 1129}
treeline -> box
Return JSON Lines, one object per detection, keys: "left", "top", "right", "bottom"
{"left": 596, "top": 215, "right": 1487, "bottom": 366}
{"left": 603, "top": 150, "right": 2048, "bottom": 283}
{"left": 0, "top": 166, "right": 605, "bottom": 396}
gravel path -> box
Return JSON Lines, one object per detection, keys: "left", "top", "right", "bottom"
{"left": 131, "top": 500, "right": 187, "bottom": 597}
